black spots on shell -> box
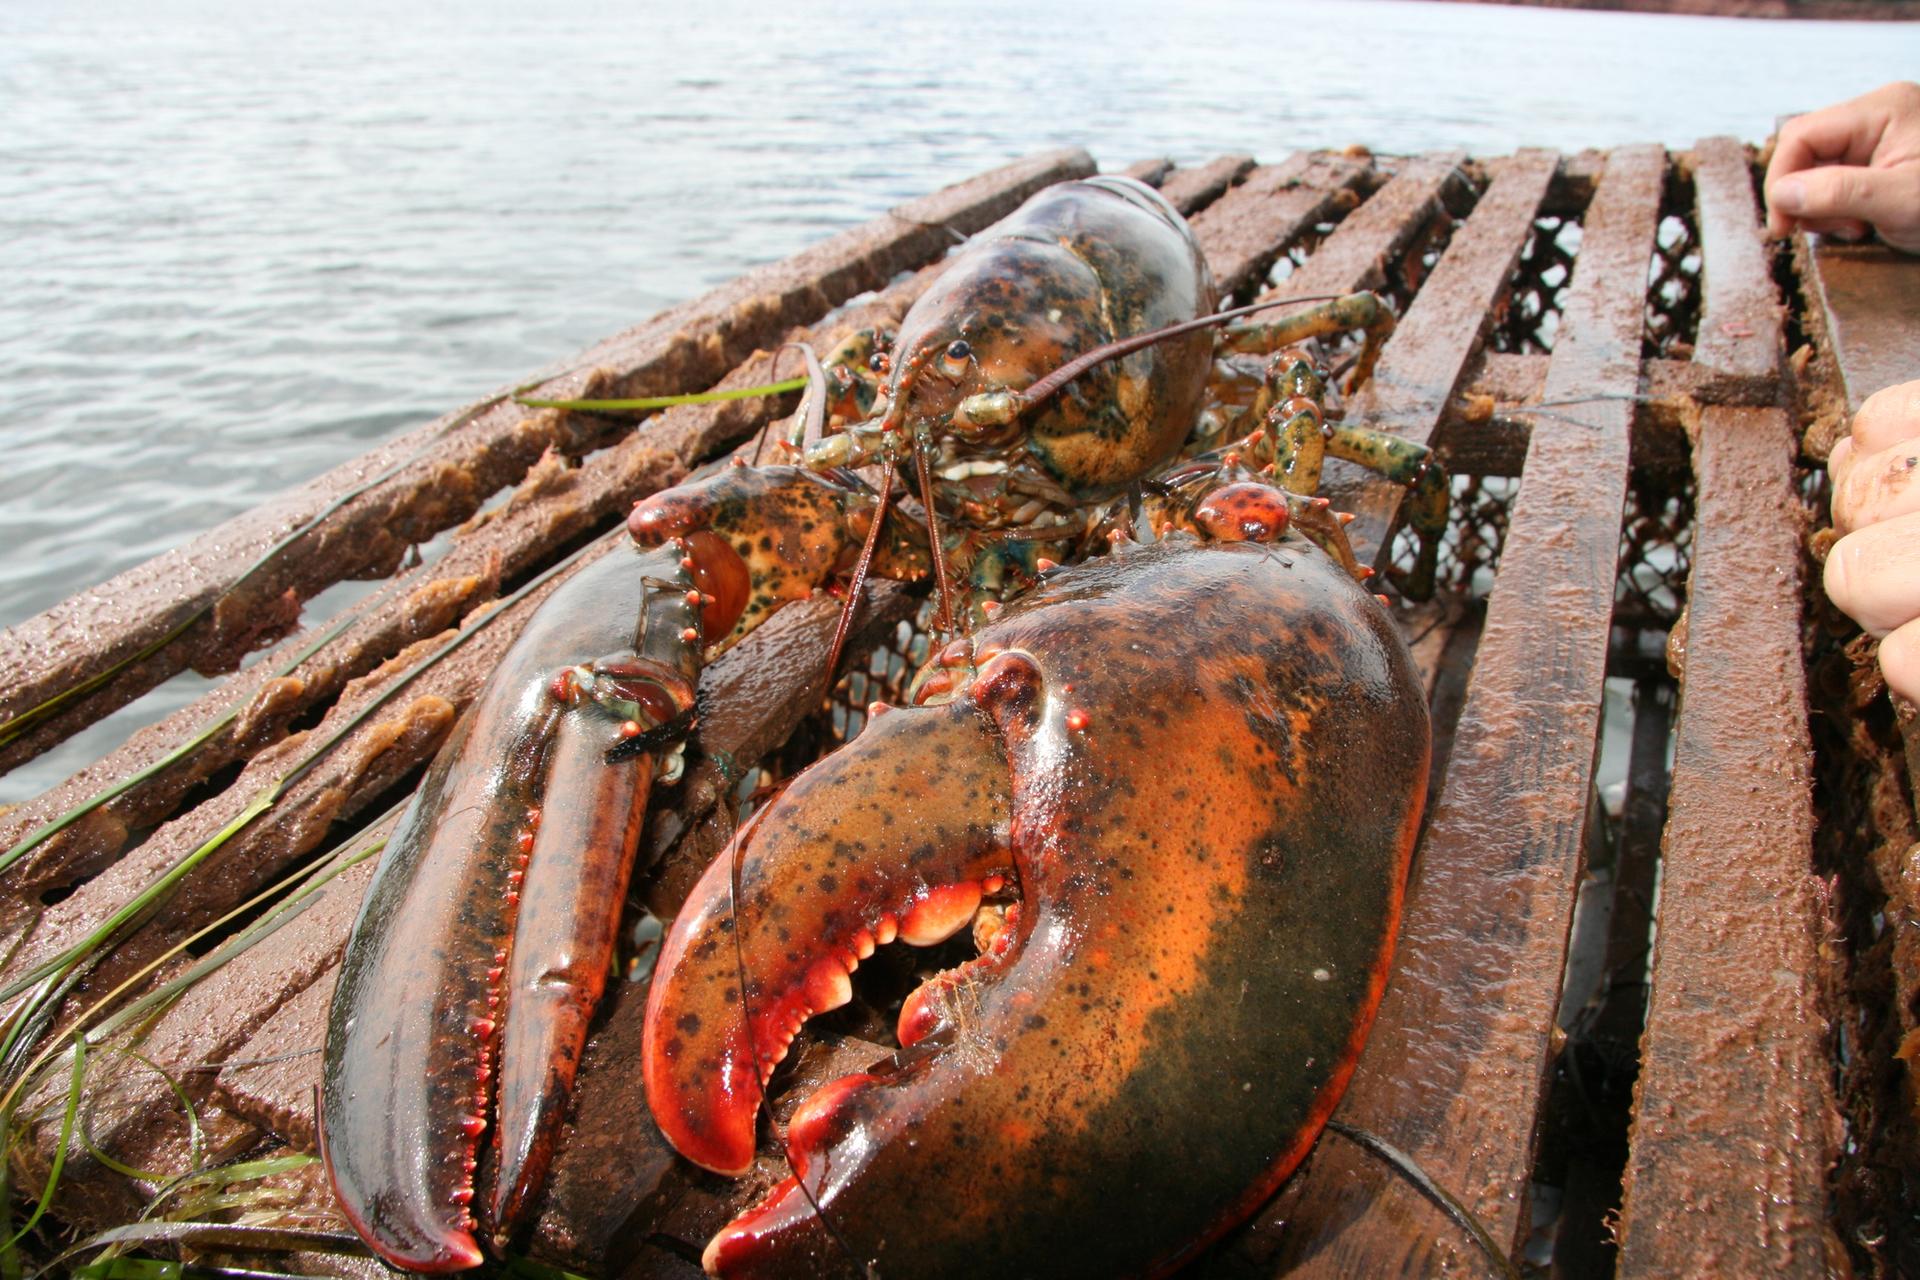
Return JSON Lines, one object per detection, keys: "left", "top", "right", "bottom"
{"left": 817, "top": 874, "right": 838, "bottom": 894}
{"left": 1252, "top": 836, "right": 1289, "bottom": 884}
{"left": 676, "top": 1012, "right": 702, "bottom": 1035}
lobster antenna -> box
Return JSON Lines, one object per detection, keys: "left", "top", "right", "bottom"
{"left": 824, "top": 456, "right": 899, "bottom": 681}
{"left": 1015, "top": 292, "right": 1348, "bottom": 413}
{"left": 724, "top": 806, "right": 875, "bottom": 1279}
{"left": 753, "top": 342, "right": 829, "bottom": 467}
{"left": 913, "top": 435, "right": 964, "bottom": 639}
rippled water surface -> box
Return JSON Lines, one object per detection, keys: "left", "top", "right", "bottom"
{"left": 3, "top": 0, "right": 1917, "bottom": 797}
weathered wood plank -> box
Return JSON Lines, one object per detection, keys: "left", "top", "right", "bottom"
{"left": 1270, "top": 144, "right": 1667, "bottom": 1276}
{"left": 1799, "top": 237, "right": 1920, "bottom": 414}
{"left": 1120, "top": 157, "right": 1174, "bottom": 188}
{"left": 1613, "top": 404, "right": 1835, "bottom": 1276}
{"left": 1689, "top": 136, "right": 1780, "bottom": 387}
{"left": 1154, "top": 154, "right": 1256, "bottom": 216}
{"left": 1278, "top": 150, "right": 1467, "bottom": 300}
{"left": 1188, "top": 153, "right": 1372, "bottom": 298}
{"left": 0, "top": 150, "right": 1095, "bottom": 771}
{"left": 1436, "top": 352, "right": 1755, "bottom": 479}
{"left": 0, "top": 275, "right": 935, "bottom": 916}
{"left": 1330, "top": 148, "right": 1558, "bottom": 567}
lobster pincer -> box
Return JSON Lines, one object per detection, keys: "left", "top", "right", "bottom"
{"left": 321, "top": 537, "right": 729, "bottom": 1270}
{"left": 644, "top": 525, "right": 1429, "bottom": 1279}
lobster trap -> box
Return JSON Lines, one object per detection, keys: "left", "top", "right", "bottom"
{"left": 0, "top": 138, "right": 1912, "bottom": 1279}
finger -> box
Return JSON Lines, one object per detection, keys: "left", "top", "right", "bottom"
{"left": 1770, "top": 164, "right": 1920, "bottom": 234}
{"left": 1772, "top": 93, "right": 1893, "bottom": 176}
{"left": 1767, "top": 103, "right": 1885, "bottom": 235}
{"left": 1833, "top": 437, "right": 1920, "bottom": 534}
{"left": 1882, "top": 616, "right": 1920, "bottom": 704}
{"left": 1829, "top": 436, "right": 1856, "bottom": 489}
{"left": 1853, "top": 380, "right": 1920, "bottom": 456}
{"left": 1793, "top": 216, "right": 1872, "bottom": 240}
{"left": 1824, "top": 511, "right": 1920, "bottom": 636}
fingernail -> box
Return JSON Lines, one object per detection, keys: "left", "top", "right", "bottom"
{"left": 1772, "top": 176, "right": 1806, "bottom": 214}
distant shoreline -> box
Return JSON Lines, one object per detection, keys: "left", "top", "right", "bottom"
{"left": 1421, "top": 0, "right": 1920, "bottom": 17}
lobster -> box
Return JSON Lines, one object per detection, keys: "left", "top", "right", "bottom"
{"left": 321, "top": 174, "right": 1438, "bottom": 1275}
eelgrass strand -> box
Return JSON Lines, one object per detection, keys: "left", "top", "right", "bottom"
{"left": 0, "top": 1037, "right": 85, "bottom": 1255}
{"left": 0, "top": 605, "right": 369, "bottom": 880}
{"left": 515, "top": 374, "right": 806, "bottom": 413}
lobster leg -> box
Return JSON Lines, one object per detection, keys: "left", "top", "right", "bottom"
{"left": 1218, "top": 290, "right": 1396, "bottom": 393}
{"left": 1325, "top": 421, "right": 1449, "bottom": 601}
{"left": 1233, "top": 353, "right": 1448, "bottom": 601}
{"left": 322, "top": 539, "right": 714, "bottom": 1270}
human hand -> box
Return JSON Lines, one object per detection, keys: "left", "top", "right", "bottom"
{"left": 1765, "top": 81, "right": 1920, "bottom": 253}
{"left": 1826, "top": 380, "right": 1920, "bottom": 702}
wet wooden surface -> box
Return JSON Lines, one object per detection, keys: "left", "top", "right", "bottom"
{"left": 1604, "top": 137, "right": 1838, "bottom": 1275}
{"left": 1188, "top": 151, "right": 1371, "bottom": 297}
{"left": 1689, "top": 136, "right": 1780, "bottom": 387}
{"left": 1272, "top": 143, "right": 1667, "bottom": 1276}
{"left": 1333, "top": 147, "right": 1557, "bottom": 566}
{"left": 1614, "top": 406, "right": 1833, "bottom": 1275}
{"left": 0, "top": 143, "right": 1868, "bottom": 1277}
{"left": 0, "top": 150, "right": 1094, "bottom": 772}
{"left": 1801, "top": 236, "right": 1920, "bottom": 412}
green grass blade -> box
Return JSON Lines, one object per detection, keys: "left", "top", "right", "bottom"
{"left": 0, "top": 605, "right": 368, "bottom": 880}
{"left": 1, "top": 1036, "right": 86, "bottom": 1254}
{"left": 515, "top": 374, "right": 806, "bottom": 413}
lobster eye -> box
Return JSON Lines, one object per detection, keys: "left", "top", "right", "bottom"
{"left": 869, "top": 351, "right": 891, "bottom": 375}
{"left": 940, "top": 338, "right": 973, "bottom": 380}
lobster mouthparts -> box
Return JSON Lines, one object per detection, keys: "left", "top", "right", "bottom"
{"left": 644, "top": 535, "right": 1430, "bottom": 1278}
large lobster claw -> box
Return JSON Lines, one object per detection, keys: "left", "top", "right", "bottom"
{"left": 321, "top": 537, "right": 733, "bottom": 1270}
{"left": 644, "top": 533, "right": 1430, "bottom": 1278}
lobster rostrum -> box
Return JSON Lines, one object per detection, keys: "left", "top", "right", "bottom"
{"left": 321, "top": 174, "right": 1440, "bottom": 1274}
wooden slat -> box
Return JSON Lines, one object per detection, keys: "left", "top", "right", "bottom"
{"left": 1800, "top": 237, "right": 1920, "bottom": 413}
{"left": 1278, "top": 150, "right": 1466, "bottom": 300}
{"left": 1613, "top": 405, "right": 1834, "bottom": 1275}
{"left": 1155, "top": 154, "right": 1255, "bottom": 216}
{"left": 1120, "top": 157, "right": 1174, "bottom": 188}
{"left": 0, "top": 150, "right": 1095, "bottom": 771}
{"left": 1268, "top": 144, "right": 1668, "bottom": 1276}
{"left": 1689, "top": 136, "right": 1780, "bottom": 386}
{"left": 1188, "top": 153, "right": 1372, "bottom": 298}
{"left": 1331, "top": 148, "right": 1558, "bottom": 566}
{"left": 0, "top": 275, "right": 935, "bottom": 916}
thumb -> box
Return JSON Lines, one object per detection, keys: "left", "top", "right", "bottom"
{"left": 1772, "top": 165, "right": 1920, "bottom": 252}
